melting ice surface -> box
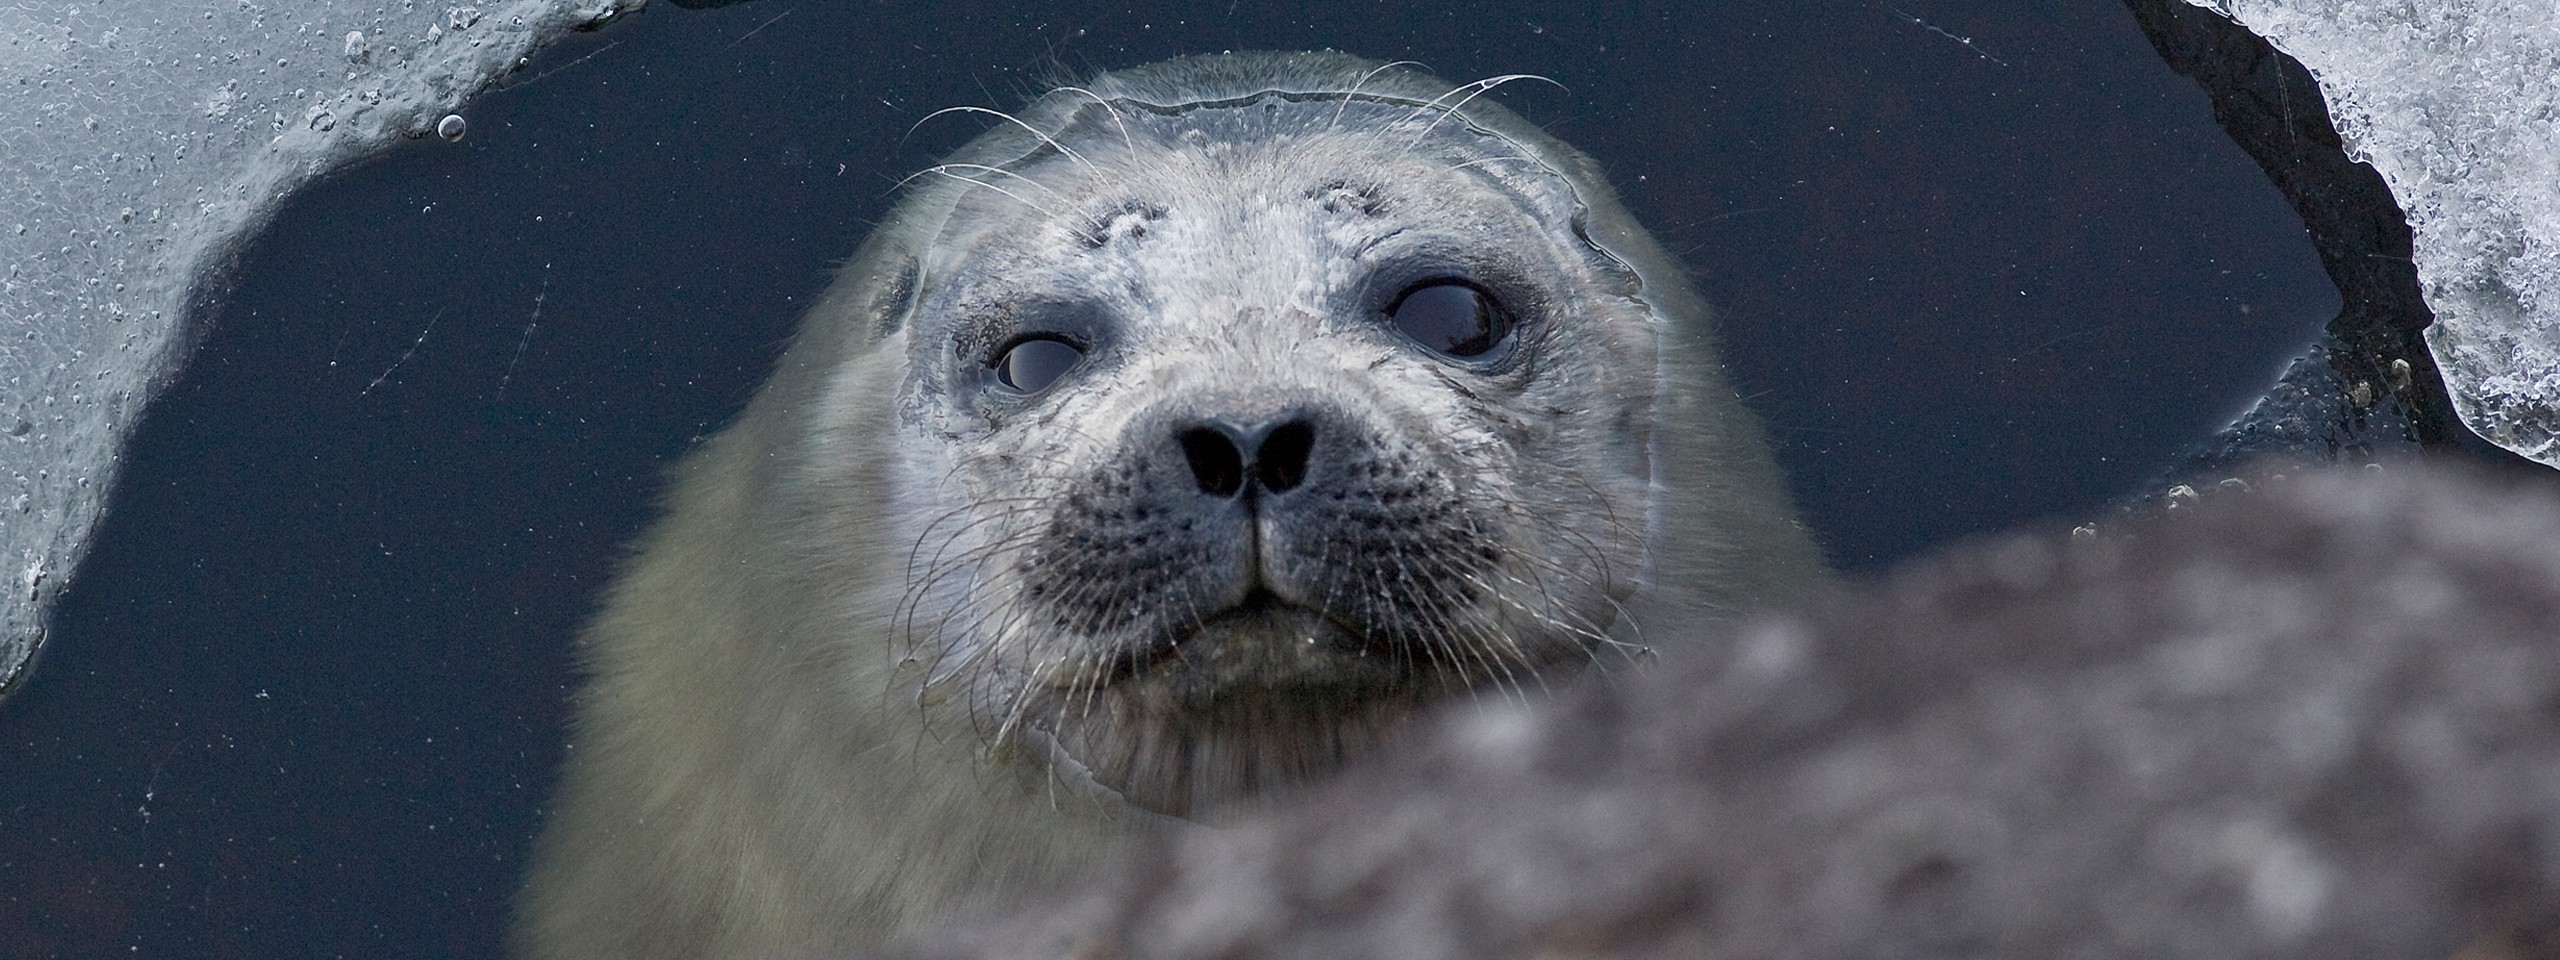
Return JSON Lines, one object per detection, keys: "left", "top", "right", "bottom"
{"left": 2182, "top": 0, "right": 2560, "bottom": 466}
{"left": 2, "top": 0, "right": 2557, "bottom": 693}
{"left": 0, "top": 0, "right": 638, "bottom": 692}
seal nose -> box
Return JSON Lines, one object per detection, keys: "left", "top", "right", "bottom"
{"left": 1179, "top": 416, "right": 1315, "bottom": 498}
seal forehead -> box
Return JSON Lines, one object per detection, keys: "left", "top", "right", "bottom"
{"left": 912, "top": 99, "right": 1608, "bottom": 349}
{"left": 935, "top": 95, "right": 1586, "bottom": 260}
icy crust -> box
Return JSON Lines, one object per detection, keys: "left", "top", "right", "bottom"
{"left": 0, "top": 0, "right": 640, "bottom": 695}
{"left": 2184, "top": 1, "right": 2560, "bottom": 467}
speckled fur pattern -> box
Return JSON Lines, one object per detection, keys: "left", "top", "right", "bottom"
{"left": 513, "top": 51, "right": 1825, "bottom": 960}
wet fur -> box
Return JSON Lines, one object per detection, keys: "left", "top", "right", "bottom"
{"left": 515, "top": 51, "right": 1825, "bottom": 960}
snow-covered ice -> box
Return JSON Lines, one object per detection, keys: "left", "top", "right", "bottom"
{"left": 0, "top": 0, "right": 638, "bottom": 692}
{"left": 2182, "top": 1, "right": 2560, "bottom": 467}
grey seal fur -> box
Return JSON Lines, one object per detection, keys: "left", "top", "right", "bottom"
{"left": 514, "top": 50, "right": 1825, "bottom": 960}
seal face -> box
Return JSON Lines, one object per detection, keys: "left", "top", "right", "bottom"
{"left": 884, "top": 78, "right": 1664, "bottom": 815}
{"left": 518, "top": 51, "right": 1825, "bottom": 960}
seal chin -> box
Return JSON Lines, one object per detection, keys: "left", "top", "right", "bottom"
{"left": 1141, "top": 592, "right": 1401, "bottom": 699}
{"left": 1015, "top": 598, "right": 1441, "bottom": 818}
{"left": 1021, "top": 679, "right": 1423, "bottom": 819}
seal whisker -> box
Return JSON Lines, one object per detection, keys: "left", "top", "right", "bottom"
{"left": 901, "top": 519, "right": 1055, "bottom": 686}
{"left": 915, "top": 166, "right": 1064, "bottom": 219}
{"left": 1327, "top": 59, "right": 1430, "bottom": 132}
{"left": 899, "top": 495, "right": 1034, "bottom": 604}
{"left": 898, "top": 500, "right": 1043, "bottom": 615}
{"left": 1360, "top": 563, "right": 1454, "bottom": 683}
{"left": 979, "top": 585, "right": 1101, "bottom": 740}
{"left": 1480, "top": 498, "right": 1655, "bottom": 667}
{"left": 1378, "top": 552, "right": 1508, "bottom": 697}
{"left": 1496, "top": 503, "right": 1624, "bottom": 596}
{"left": 894, "top": 162, "right": 1071, "bottom": 201}
{"left": 1308, "top": 522, "right": 1364, "bottom": 663}
{"left": 1396, "top": 74, "right": 1566, "bottom": 153}
{"left": 912, "top": 105, "right": 1092, "bottom": 169}
{"left": 992, "top": 554, "right": 1140, "bottom": 701}
{"left": 988, "top": 660, "right": 1050, "bottom": 753}
{"left": 1409, "top": 549, "right": 1542, "bottom": 700}
{"left": 1523, "top": 571, "right": 1654, "bottom": 667}
{"left": 902, "top": 551, "right": 1030, "bottom": 678}
{"left": 1480, "top": 563, "right": 1631, "bottom": 668}
{"left": 1048, "top": 85, "right": 1140, "bottom": 162}
{"left": 930, "top": 537, "right": 1055, "bottom": 664}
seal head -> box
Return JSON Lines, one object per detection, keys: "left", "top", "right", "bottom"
{"left": 873, "top": 58, "right": 1700, "bottom": 816}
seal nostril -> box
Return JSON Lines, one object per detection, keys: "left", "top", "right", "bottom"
{"left": 1180, "top": 426, "right": 1245, "bottom": 497}
{"left": 1256, "top": 420, "right": 1315, "bottom": 493}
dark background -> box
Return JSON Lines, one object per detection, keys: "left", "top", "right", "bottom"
{"left": 1, "top": 1, "right": 2336, "bottom": 956}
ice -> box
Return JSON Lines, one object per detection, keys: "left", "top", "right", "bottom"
{"left": 0, "top": 0, "right": 639, "bottom": 693}
{"left": 2182, "top": 1, "right": 2560, "bottom": 467}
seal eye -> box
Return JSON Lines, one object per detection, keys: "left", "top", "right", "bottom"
{"left": 993, "top": 337, "right": 1084, "bottom": 394}
{"left": 1387, "top": 281, "right": 1512, "bottom": 361}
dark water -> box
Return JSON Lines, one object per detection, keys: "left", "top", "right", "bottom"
{"left": 0, "top": 1, "right": 2333, "bottom": 956}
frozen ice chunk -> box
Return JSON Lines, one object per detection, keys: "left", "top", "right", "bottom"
{"left": 0, "top": 0, "right": 640, "bottom": 694}
{"left": 2182, "top": 1, "right": 2560, "bottom": 467}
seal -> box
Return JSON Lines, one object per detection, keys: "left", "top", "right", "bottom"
{"left": 513, "top": 50, "right": 1826, "bottom": 960}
